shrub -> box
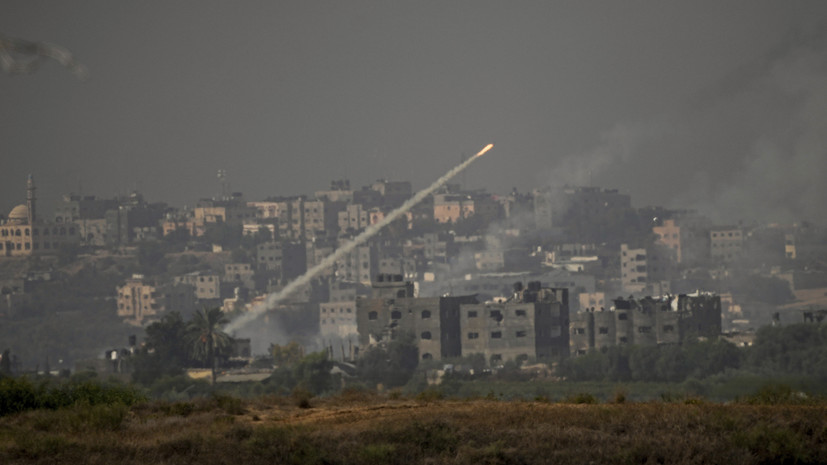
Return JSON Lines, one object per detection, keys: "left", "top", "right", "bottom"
{"left": 563, "top": 392, "right": 598, "bottom": 404}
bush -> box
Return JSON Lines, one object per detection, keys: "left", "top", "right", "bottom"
{"left": 0, "top": 376, "right": 145, "bottom": 416}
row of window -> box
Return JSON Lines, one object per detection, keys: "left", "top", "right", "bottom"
{"left": 0, "top": 241, "right": 66, "bottom": 251}
{"left": 467, "top": 330, "right": 527, "bottom": 340}
{"left": 321, "top": 307, "right": 353, "bottom": 314}
{"left": 1, "top": 226, "right": 74, "bottom": 237}
{"left": 368, "top": 310, "right": 432, "bottom": 320}
{"left": 573, "top": 325, "right": 674, "bottom": 335}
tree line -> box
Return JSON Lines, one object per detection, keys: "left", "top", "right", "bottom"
{"left": 560, "top": 322, "right": 827, "bottom": 383}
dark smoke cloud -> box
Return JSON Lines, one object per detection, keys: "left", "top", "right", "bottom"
{"left": 548, "top": 26, "right": 827, "bottom": 226}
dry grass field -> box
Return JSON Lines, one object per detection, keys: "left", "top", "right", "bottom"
{"left": 1, "top": 391, "right": 826, "bottom": 464}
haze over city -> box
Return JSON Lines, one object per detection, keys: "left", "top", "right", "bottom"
{"left": 3, "top": 2, "right": 826, "bottom": 225}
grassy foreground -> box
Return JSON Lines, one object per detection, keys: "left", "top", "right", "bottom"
{"left": 1, "top": 391, "right": 826, "bottom": 465}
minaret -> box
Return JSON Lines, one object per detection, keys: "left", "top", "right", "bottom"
{"left": 26, "top": 174, "right": 36, "bottom": 224}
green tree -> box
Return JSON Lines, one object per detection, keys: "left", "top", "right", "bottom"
{"left": 131, "top": 312, "right": 189, "bottom": 385}
{"left": 293, "top": 351, "right": 334, "bottom": 395}
{"left": 357, "top": 332, "right": 419, "bottom": 388}
{"left": 270, "top": 341, "right": 304, "bottom": 368}
{"left": 185, "top": 307, "right": 231, "bottom": 384}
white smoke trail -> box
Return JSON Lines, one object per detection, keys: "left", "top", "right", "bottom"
{"left": 225, "top": 143, "right": 494, "bottom": 333}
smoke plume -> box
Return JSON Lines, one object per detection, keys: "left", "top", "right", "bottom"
{"left": 225, "top": 143, "right": 493, "bottom": 334}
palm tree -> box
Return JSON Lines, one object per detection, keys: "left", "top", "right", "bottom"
{"left": 185, "top": 307, "right": 232, "bottom": 384}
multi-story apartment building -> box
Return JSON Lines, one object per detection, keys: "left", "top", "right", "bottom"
{"left": 356, "top": 279, "right": 568, "bottom": 366}
{"left": 709, "top": 227, "right": 743, "bottom": 261}
{"left": 433, "top": 193, "right": 475, "bottom": 223}
{"left": 116, "top": 274, "right": 195, "bottom": 326}
{"left": 319, "top": 281, "right": 362, "bottom": 338}
{"left": 173, "top": 271, "right": 221, "bottom": 301}
{"left": 620, "top": 244, "right": 647, "bottom": 294}
{"left": 338, "top": 203, "right": 370, "bottom": 234}
{"left": 256, "top": 241, "right": 283, "bottom": 273}
{"left": 653, "top": 219, "right": 683, "bottom": 263}
{"left": 569, "top": 293, "right": 722, "bottom": 356}
{"left": 224, "top": 263, "right": 255, "bottom": 290}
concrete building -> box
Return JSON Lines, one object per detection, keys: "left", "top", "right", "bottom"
{"left": 319, "top": 281, "right": 365, "bottom": 338}
{"left": 1, "top": 175, "right": 80, "bottom": 257}
{"left": 356, "top": 279, "right": 568, "bottom": 366}
{"left": 460, "top": 283, "right": 569, "bottom": 365}
{"left": 104, "top": 192, "right": 167, "bottom": 246}
{"left": 247, "top": 201, "right": 283, "bottom": 220}
{"left": 338, "top": 203, "right": 370, "bottom": 234}
{"left": 256, "top": 241, "right": 284, "bottom": 273}
{"left": 569, "top": 292, "right": 722, "bottom": 356}
{"left": 620, "top": 244, "right": 647, "bottom": 294}
{"left": 653, "top": 219, "right": 683, "bottom": 263}
{"left": 709, "top": 227, "right": 744, "bottom": 261}
{"left": 173, "top": 271, "right": 221, "bottom": 301}
{"left": 116, "top": 274, "right": 195, "bottom": 326}
{"left": 533, "top": 186, "right": 631, "bottom": 233}
{"left": 356, "top": 291, "right": 477, "bottom": 361}
{"left": 433, "top": 193, "right": 475, "bottom": 224}
{"left": 194, "top": 195, "right": 257, "bottom": 227}
{"left": 334, "top": 243, "right": 376, "bottom": 285}
{"left": 224, "top": 263, "right": 255, "bottom": 290}
{"left": 370, "top": 179, "right": 412, "bottom": 208}
{"left": 315, "top": 179, "right": 354, "bottom": 204}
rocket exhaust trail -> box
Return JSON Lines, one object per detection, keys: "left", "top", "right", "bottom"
{"left": 225, "top": 143, "right": 494, "bottom": 334}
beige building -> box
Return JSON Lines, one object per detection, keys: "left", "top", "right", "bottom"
{"left": 620, "top": 244, "right": 647, "bottom": 294}
{"left": 338, "top": 203, "right": 370, "bottom": 234}
{"left": 433, "top": 193, "right": 474, "bottom": 224}
{"left": 1, "top": 176, "right": 80, "bottom": 258}
{"left": 225, "top": 263, "right": 255, "bottom": 289}
{"left": 174, "top": 271, "right": 221, "bottom": 301}
{"left": 117, "top": 274, "right": 195, "bottom": 326}
{"left": 653, "top": 219, "right": 683, "bottom": 263}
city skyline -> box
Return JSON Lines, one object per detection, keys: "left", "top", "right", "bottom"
{"left": 2, "top": 2, "right": 826, "bottom": 225}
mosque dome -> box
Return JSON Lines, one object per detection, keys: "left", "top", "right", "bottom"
{"left": 7, "top": 204, "right": 29, "bottom": 224}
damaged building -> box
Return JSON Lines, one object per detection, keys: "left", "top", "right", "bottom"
{"left": 460, "top": 282, "right": 570, "bottom": 366}
{"left": 570, "top": 292, "right": 722, "bottom": 355}
{"left": 356, "top": 274, "right": 477, "bottom": 360}
{"left": 356, "top": 277, "right": 569, "bottom": 367}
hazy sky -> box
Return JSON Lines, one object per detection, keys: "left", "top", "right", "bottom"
{"left": 2, "top": 2, "right": 826, "bottom": 224}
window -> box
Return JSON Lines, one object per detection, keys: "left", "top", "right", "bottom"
{"left": 467, "top": 311, "right": 477, "bottom": 318}
{"left": 391, "top": 310, "right": 401, "bottom": 319}
{"left": 574, "top": 328, "right": 585, "bottom": 335}
{"left": 663, "top": 325, "right": 674, "bottom": 333}
{"left": 489, "top": 310, "right": 502, "bottom": 319}
{"left": 421, "top": 310, "right": 431, "bottom": 319}
{"left": 368, "top": 311, "right": 378, "bottom": 320}
{"left": 638, "top": 326, "right": 651, "bottom": 333}
{"left": 516, "top": 330, "right": 526, "bottom": 338}
{"left": 422, "top": 353, "right": 433, "bottom": 360}
{"left": 467, "top": 332, "right": 479, "bottom": 339}
{"left": 515, "top": 309, "right": 527, "bottom": 317}
{"left": 421, "top": 331, "right": 431, "bottom": 340}
{"left": 491, "top": 331, "right": 502, "bottom": 339}
{"left": 618, "top": 313, "right": 628, "bottom": 320}
{"left": 598, "top": 327, "right": 609, "bottom": 335}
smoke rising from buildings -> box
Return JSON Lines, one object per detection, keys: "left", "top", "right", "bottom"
{"left": 539, "top": 25, "right": 827, "bottom": 226}
{"left": 225, "top": 143, "right": 494, "bottom": 334}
